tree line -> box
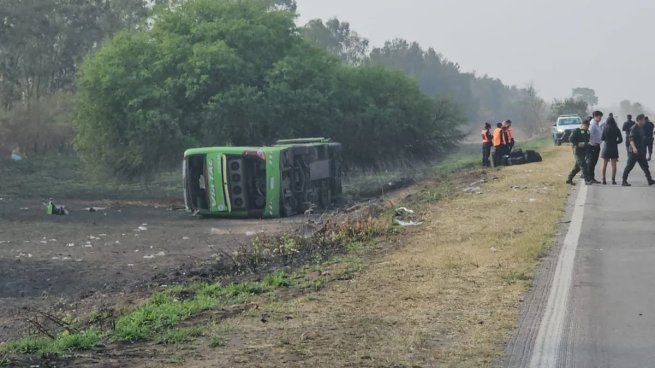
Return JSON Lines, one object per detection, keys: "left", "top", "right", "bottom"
{"left": 302, "top": 19, "right": 550, "bottom": 137}
{"left": 0, "top": 0, "right": 162, "bottom": 154}
{"left": 4, "top": 0, "right": 637, "bottom": 181}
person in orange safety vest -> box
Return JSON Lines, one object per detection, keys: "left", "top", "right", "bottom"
{"left": 481, "top": 122, "right": 493, "bottom": 167}
{"left": 504, "top": 120, "right": 515, "bottom": 152}
{"left": 492, "top": 122, "right": 509, "bottom": 167}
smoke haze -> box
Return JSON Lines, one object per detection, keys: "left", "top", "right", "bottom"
{"left": 297, "top": 0, "right": 655, "bottom": 108}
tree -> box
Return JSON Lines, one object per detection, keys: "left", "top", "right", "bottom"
{"left": 550, "top": 98, "right": 588, "bottom": 120}
{"left": 368, "top": 38, "right": 545, "bottom": 129}
{"left": 617, "top": 99, "right": 651, "bottom": 119}
{"left": 370, "top": 39, "right": 479, "bottom": 122}
{"left": 0, "top": 0, "right": 153, "bottom": 108}
{"left": 76, "top": 0, "right": 465, "bottom": 179}
{"left": 76, "top": 0, "right": 299, "bottom": 179}
{"left": 0, "top": 0, "right": 158, "bottom": 155}
{"left": 515, "top": 83, "right": 548, "bottom": 136}
{"left": 571, "top": 87, "right": 598, "bottom": 108}
{"left": 301, "top": 18, "right": 369, "bottom": 65}
{"left": 273, "top": 0, "right": 296, "bottom": 10}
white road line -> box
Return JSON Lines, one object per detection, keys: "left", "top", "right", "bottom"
{"left": 529, "top": 183, "right": 588, "bottom": 368}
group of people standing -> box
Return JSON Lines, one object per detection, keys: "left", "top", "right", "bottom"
{"left": 481, "top": 120, "right": 515, "bottom": 167}
{"left": 567, "top": 111, "right": 655, "bottom": 186}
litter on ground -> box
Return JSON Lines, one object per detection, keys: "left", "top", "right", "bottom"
{"left": 395, "top": 207, "right": 415, "bottom": 215}
{"left": 394, "top": 219, "right": 423, "bottom": 227}
{"left": 85, "top": 207, "right": 107, "bottom": 212}
{"left": 463, "top": 186, "right": 482, "bottom": 194}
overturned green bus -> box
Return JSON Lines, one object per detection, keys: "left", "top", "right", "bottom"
{"left": 183, "top": 138, "right": 342, "bottom": 218}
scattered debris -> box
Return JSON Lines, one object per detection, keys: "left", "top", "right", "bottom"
{"left": 211, "top": 228, "right": 230, "bottom": 236}
{"left": 394, "top": 219, "right": 423, "bottom": 227}
{"left": 393, "top": 206, "right": 422, "bottom": 226}
{"left": 10, "top": 149, "right": 24, "bottom": 161}
{"left": 395, "top": 207, "right": 415, "bottom": 215}
{"left": 143, "top": 251, "right": 166, "bottom": 259}
{"left": 463, "top": 186, "right": 482, "bottom": 194}
{"left": 85, "top": 207, "right": 107, "bottom": 212}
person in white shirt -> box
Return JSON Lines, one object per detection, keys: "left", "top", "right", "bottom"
{"left": 587, "top": 111, "right": 604, "bottom": 183}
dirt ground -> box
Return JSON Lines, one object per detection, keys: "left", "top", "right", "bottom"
{"left": 0, "top": 197, "right": 314, "bottom": 342}
{"left": 154, "top": 145, "right": 571, "bottom": 368}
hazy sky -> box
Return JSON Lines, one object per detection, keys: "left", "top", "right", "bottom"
{"left": 297, "top": 0, "right": 655, "bottom": 108}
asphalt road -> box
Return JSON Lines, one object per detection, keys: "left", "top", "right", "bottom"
{"left": 504, "top": 153, "right": 655, "bottom": 368}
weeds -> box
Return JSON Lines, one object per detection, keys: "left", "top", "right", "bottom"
{"left": 114, "top": 282, "right": 272, "bottom": 342}
{"left": 156, "top": 327, "right": 204, "bottom": 345}
{"left": 209, "top": 334, "right": 228, "bottom": 348}
{"left": 2, "top": 329, "right": 100, "bottom": 359}
{"left": 263, "top": 271, "right": 291, "bottom": 288}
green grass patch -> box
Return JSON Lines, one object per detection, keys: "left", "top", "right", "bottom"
{"left": 2, "top": 329, "right": 101, "bottom": 359}
{"left": 114, "top": 281, "right": 273, "bottom": 342}
{"left": 263, "top": 271, "right": 291, "bottom": 288}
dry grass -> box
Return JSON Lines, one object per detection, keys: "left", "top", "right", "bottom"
{"left": 158, "top": 146, "right": 572, "bottom": 368}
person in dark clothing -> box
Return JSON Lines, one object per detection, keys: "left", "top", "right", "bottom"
{"left": 622, "top": 114, "right": 655, "bottom": 186}
{"left": 643, "top": 117, "right": 654, "bottom": 160}
{"left": 622, "top": 114, "right": 635, "bottom": 155}
{"left": 601, "top": 116, "right": 623, "bottom": 185}
{"left": 481, "top": 122, "right": 493, "bottom": 167}
{"left": 567, "top": 119, "right": 592, "bottom": 185}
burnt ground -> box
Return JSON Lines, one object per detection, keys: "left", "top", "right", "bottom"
{"left": 0, "top": 196, "right": 317, "bottom": 342}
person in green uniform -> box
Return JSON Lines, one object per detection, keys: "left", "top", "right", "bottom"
{"left": 566, "top": 119, "right": 592, "bottom": 185}
{"left": 622, "top": 114, "right": 655, "bottom": 186}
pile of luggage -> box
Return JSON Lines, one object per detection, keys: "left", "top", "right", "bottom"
{"left": 501, "top": 149, "right": 542, "bottom": 166}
